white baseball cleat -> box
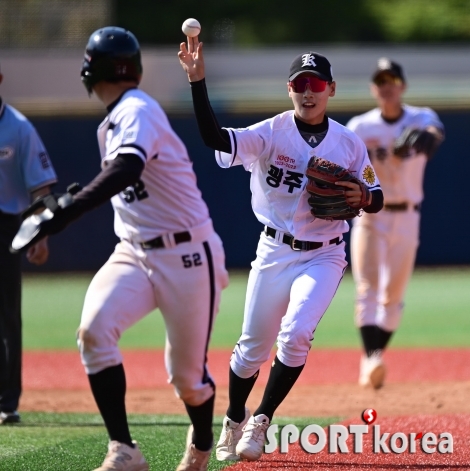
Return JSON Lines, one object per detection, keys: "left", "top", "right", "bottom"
{"left": 236, "top": 413, "right": 270, "bottom": 461}
{"left": 176, "top": 425, "right": 212, "bottom": 471}
{"left": 215, "top": 407, "right": 250, "bottom": 461}
{"left": 359, "top": 351, "right": 386, "bottom": 389}
{"left": 93, "top": 440, "right": 149, "bottom": 471}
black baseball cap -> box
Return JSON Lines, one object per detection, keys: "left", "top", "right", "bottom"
{"left": 289, "top": 52, "right": 333, "bottom": 82}
{"left": 372, "top": 57, "right": 405, "bottom": 83}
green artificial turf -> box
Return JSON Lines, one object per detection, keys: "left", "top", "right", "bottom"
{"left": 0, "top": 412, "right": 339, "bottom": 471}
{"left": 22, "top": 267, "right": 470, "bottom": 350}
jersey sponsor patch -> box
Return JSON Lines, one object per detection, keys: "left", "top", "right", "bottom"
{"left": 0, "top": 146, "right": 14, "bottom": 160}
{"left": 362, "top": 164, "right": 376, "bottom": 186}
{"left": 38, "top": 151, "right": 50, "bottom": 169}
{"left": 274, "top": 154, "right": 297, "bottom": 169}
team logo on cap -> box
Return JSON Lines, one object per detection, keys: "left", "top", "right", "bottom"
{"left": 378, "top": 57, "right": 391, "bottom": 70}
{"left": 362, "top": 165, "right": 376, "bottom": 185}
{"left": 301, "top": 53, "right": 317, "bottom": 68}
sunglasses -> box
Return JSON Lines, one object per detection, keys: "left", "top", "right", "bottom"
{"left": 373, "top": 75, "right": 403, "bottom": 86}
{"left": 289, "top": 75, "right": 328, "bottom": 93}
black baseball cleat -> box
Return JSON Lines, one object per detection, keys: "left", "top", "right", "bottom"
{"left": 0, "top": 411, "right": 21, "bottom": 424}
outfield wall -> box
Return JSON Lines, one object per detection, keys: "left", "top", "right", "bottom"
{"left": 22, "top": 109, "right": 470, "bottom": 272}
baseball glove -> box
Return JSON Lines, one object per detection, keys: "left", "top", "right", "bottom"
{"left": 305, "top": 157, "right": 370, "bottom": 220}
{"left": 10, "top": 183, "right": 82, "bottom": 254}
{"left": 393, "top": 127, "right": 440, "bottom": 159}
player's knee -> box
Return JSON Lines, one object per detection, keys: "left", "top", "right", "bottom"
{"left": 77, "top": 327, "right": 122, "bottom": 374}
{"left": 378, "top": 314, "right": 401, "bottom": 332}
{"left": 173, "top": 379, "right": 213, "bottom": 407}
{"left": 277, "top": 340, "right": 309, "bottom": 367}
{"left": 77, "top": 327, "right": 99, "bottom": 352}
{"left": 230, "top": 343, "right": 270, "bottom": 378}
{"left": 378, "top": 303, "right": 403, "bottom": 331}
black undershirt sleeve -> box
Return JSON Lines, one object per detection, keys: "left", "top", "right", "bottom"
{"left": 189, "top": 78, "right": 384, "bottom": 215}
{"left": 73, "top": 153, "right": 145, "bottom": 214}
{"left": 363, "top": 189, "right": 384, "bottom": 213}
{"left": 190, "top": 79, "right": 231, "bottom": 153}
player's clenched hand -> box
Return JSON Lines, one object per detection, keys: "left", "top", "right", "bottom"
{"left": 335, "top": 181, "right": 372, "bottom": 207}
{"left": 178, "top": 37, "right": 205, "bottom": 82}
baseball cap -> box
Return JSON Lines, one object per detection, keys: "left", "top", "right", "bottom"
{"left": 289, "top": 52, "right": 333, "bottom": 82}
{"left": 372, "top": 57, "right": 405, "bottom": 83}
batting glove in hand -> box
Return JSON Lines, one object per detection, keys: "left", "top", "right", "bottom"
{"left": 393, "top": 127, "right": 440, "bottom": 159}
{"left": 10, "top": 183, "right": 82, "bottom": 254}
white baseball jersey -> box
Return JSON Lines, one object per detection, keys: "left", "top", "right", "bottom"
{"left": 216, "top": 110, "right": 381, "bottom": 242}
{"left": 346, "top": 104, "right": 443, "bottom": 205}
{"left": 80, "top": 88, "right": 228, "bottom": 407}
{"left": 348, "top": 104, "right": 443, "bottom": 333}
{"left": 97, "top": 89, "right": 210, "bottom": 243}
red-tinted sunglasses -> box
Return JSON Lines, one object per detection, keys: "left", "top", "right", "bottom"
{"left": 289, "top": 75, "right": 328, "bottom": 93}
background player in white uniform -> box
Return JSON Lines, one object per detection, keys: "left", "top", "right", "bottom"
{"left": 13, "top": 27, "right": 228, "bottom": 471}
{"left": 0, "top": 64, "right": 57, "bottom": 425}
{"left": 347, "top": 58, "right": 444, "bottom": 389}
{"left": 179, "top": 38, "right": 384, "bottom": 462}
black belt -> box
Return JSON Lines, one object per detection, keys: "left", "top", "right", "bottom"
{"left": 265, "top": 226, "right": 341, "bottom": 251}
{"left": 140, "top": 231, "right": 191, "bottom": 249}
{"left": 384, "top": 203, "right": 421, "bottom": 212}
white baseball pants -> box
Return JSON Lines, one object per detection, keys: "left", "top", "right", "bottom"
{"left": 77, "top": 221, "right": 228, "bottom": 406}
{"left": 351, "top": 210, "right": 420, "bottom": 332}
{"left": 230, "top": 231, "right": 347, "bottom": 378}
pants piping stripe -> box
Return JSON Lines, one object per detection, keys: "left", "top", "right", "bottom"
{"left": 310, "top": 265, "right": 347, "bottom": 340}
{"left": 202, "top": 241, "right": 216, "bottom": 389}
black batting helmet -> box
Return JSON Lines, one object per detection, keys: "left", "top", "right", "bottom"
{"left": 81, "top": 26, "right": 142, "bottom": 94}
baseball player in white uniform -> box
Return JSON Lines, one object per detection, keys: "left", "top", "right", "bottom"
{"left": 179, "top": 37, "right": 383, "bottom": 462}
{"left": 12, "top": 27, "right": 228, "bottom": 471}
{"left": 347, "top": 58, "right": 444, "bottom": 389}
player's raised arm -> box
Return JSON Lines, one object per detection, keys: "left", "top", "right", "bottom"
{"left": 178, "top": 23, "right": 231, "bottom": 153}
{"left": 178, "top": 37, "right": 205, "bottom": 82}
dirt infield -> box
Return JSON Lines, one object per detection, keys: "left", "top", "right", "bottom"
{"left": 231, "top": 414, "right": 469, "bottom": 470}
{"left": 21, "top": 348, "right": 470, "bottom": 469}
{"left": 21, "top": 348, "right": 470, "bottom": 417}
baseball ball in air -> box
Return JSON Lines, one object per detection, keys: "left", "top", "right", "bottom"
{"left": 182, "top": 18, "right": 201, "bottom": 37}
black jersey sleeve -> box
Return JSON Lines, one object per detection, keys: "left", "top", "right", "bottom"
{"left": 73, "top": 153, "right": 144, "bottom": 213}
{"left": 190, "top": 79, "right": 232, "bottom": 153}
{"left": 363, "top": 188, "right": 384, "bottom": 213}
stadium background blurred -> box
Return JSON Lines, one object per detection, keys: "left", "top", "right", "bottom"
{"left": 1, "top": 0, "right": 469, "bottom": 271}
{"left": 1, "top": 4, "right": 470, "bottom": 469}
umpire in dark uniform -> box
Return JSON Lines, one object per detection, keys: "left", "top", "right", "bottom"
{"left": 0, "top": 64, "right": 57, "bottom": 424}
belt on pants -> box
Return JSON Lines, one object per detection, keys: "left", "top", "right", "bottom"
{"left": 383, "top": 203, "right": 421, "bottom": 212}
{"left": 140, "top": 231, "right": 192, "bottom": 250}
{"left": 265, "top": 226, "right": 341, "bottom": 251}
